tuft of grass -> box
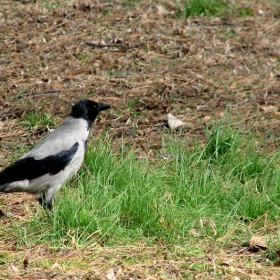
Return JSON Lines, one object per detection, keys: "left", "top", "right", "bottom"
{"left": 75, "top": 50, "right": 93, "bottom": 61}
{"left": 184, "top": 0, "right": 227, "bottom": 18}
{"left": 7, "top": 122, "right": 280, "bottom": 251}
{"left": 21, "top": 109, "right": 56, "bottom": 130}
{"left": 41, "top": 0, "right": 73, "bottom": 9}
{"left": 203, "top": 121, "right": 240, "bottom": 163}
{"left": 235, "top": 7, "right": 254, "bottom": 17}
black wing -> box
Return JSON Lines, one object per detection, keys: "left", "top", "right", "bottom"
{"left": 0, "top": 142, "right": 79, "bottom": 185}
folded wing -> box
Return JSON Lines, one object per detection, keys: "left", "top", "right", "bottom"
{"left": 0, "top": 142, "right": 79, "bottom": 186}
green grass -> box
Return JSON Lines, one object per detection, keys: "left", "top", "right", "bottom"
{"left": 5, "top": 122, "right": 280, "bottom": 254}
{"left": 21, "top": 109, "right": 56, "bottom": 130}
{"left": 75, "top": 50, "right": 93, "bottom": 61}
{"left": 183, "top": 0, "right": 226, "bottom": 17}
{"left": 41, "top": 0, "right": 73, "bottom": 9}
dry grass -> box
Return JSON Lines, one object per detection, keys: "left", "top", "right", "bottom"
{"left": 1, "top": 0, "right": 280, "bottom": 278}
{"left": 0, "top": 243, "right": 277, "bottom": 279}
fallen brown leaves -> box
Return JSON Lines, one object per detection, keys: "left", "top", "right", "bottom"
{"left": 1, "top": 243, "right": 278, "bottom": 279}
{"left": 248, "top": 236, "right": 268, "bottom": 252}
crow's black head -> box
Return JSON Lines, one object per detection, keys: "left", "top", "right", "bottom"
{"left": 70, "top": 100, "right": 111, "bottom": 127}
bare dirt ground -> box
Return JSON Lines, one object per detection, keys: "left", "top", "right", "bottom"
{"left": 1, "top": 0, "right": 280, "bottom": 278}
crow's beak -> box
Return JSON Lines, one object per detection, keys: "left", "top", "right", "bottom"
{"left": 98, "top": 102, "right": 111, "bottom": 112}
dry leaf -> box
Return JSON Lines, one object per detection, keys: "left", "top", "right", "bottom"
{"left": 248, "top": 235, "right": 268, "bottom": 251}
{"left": 106, "top": 268, "right": 116, "bottom": 280}
{"left": 11, "top": 265, "right": 20, "bottom": 275}
{"left": 258, "top": 105, "right": 280, "bottom": 116}
{"left": 189, "top": 228, "right": 201, "bottom": 237}
{"left": 51, "top": 261, "right": 63, "bottom": 270}
{"left": 157, "top": 5, "right": 169, "bottom": 16}
{"left": 167, "top": 113, "right": 185, "bottom": 130}
{"left": 87, "top": 40, "right": 106, "bottom": 46}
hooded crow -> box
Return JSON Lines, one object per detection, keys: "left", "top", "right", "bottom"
{"left": 0, "top": 99, "right": 111, "bottom": 210}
